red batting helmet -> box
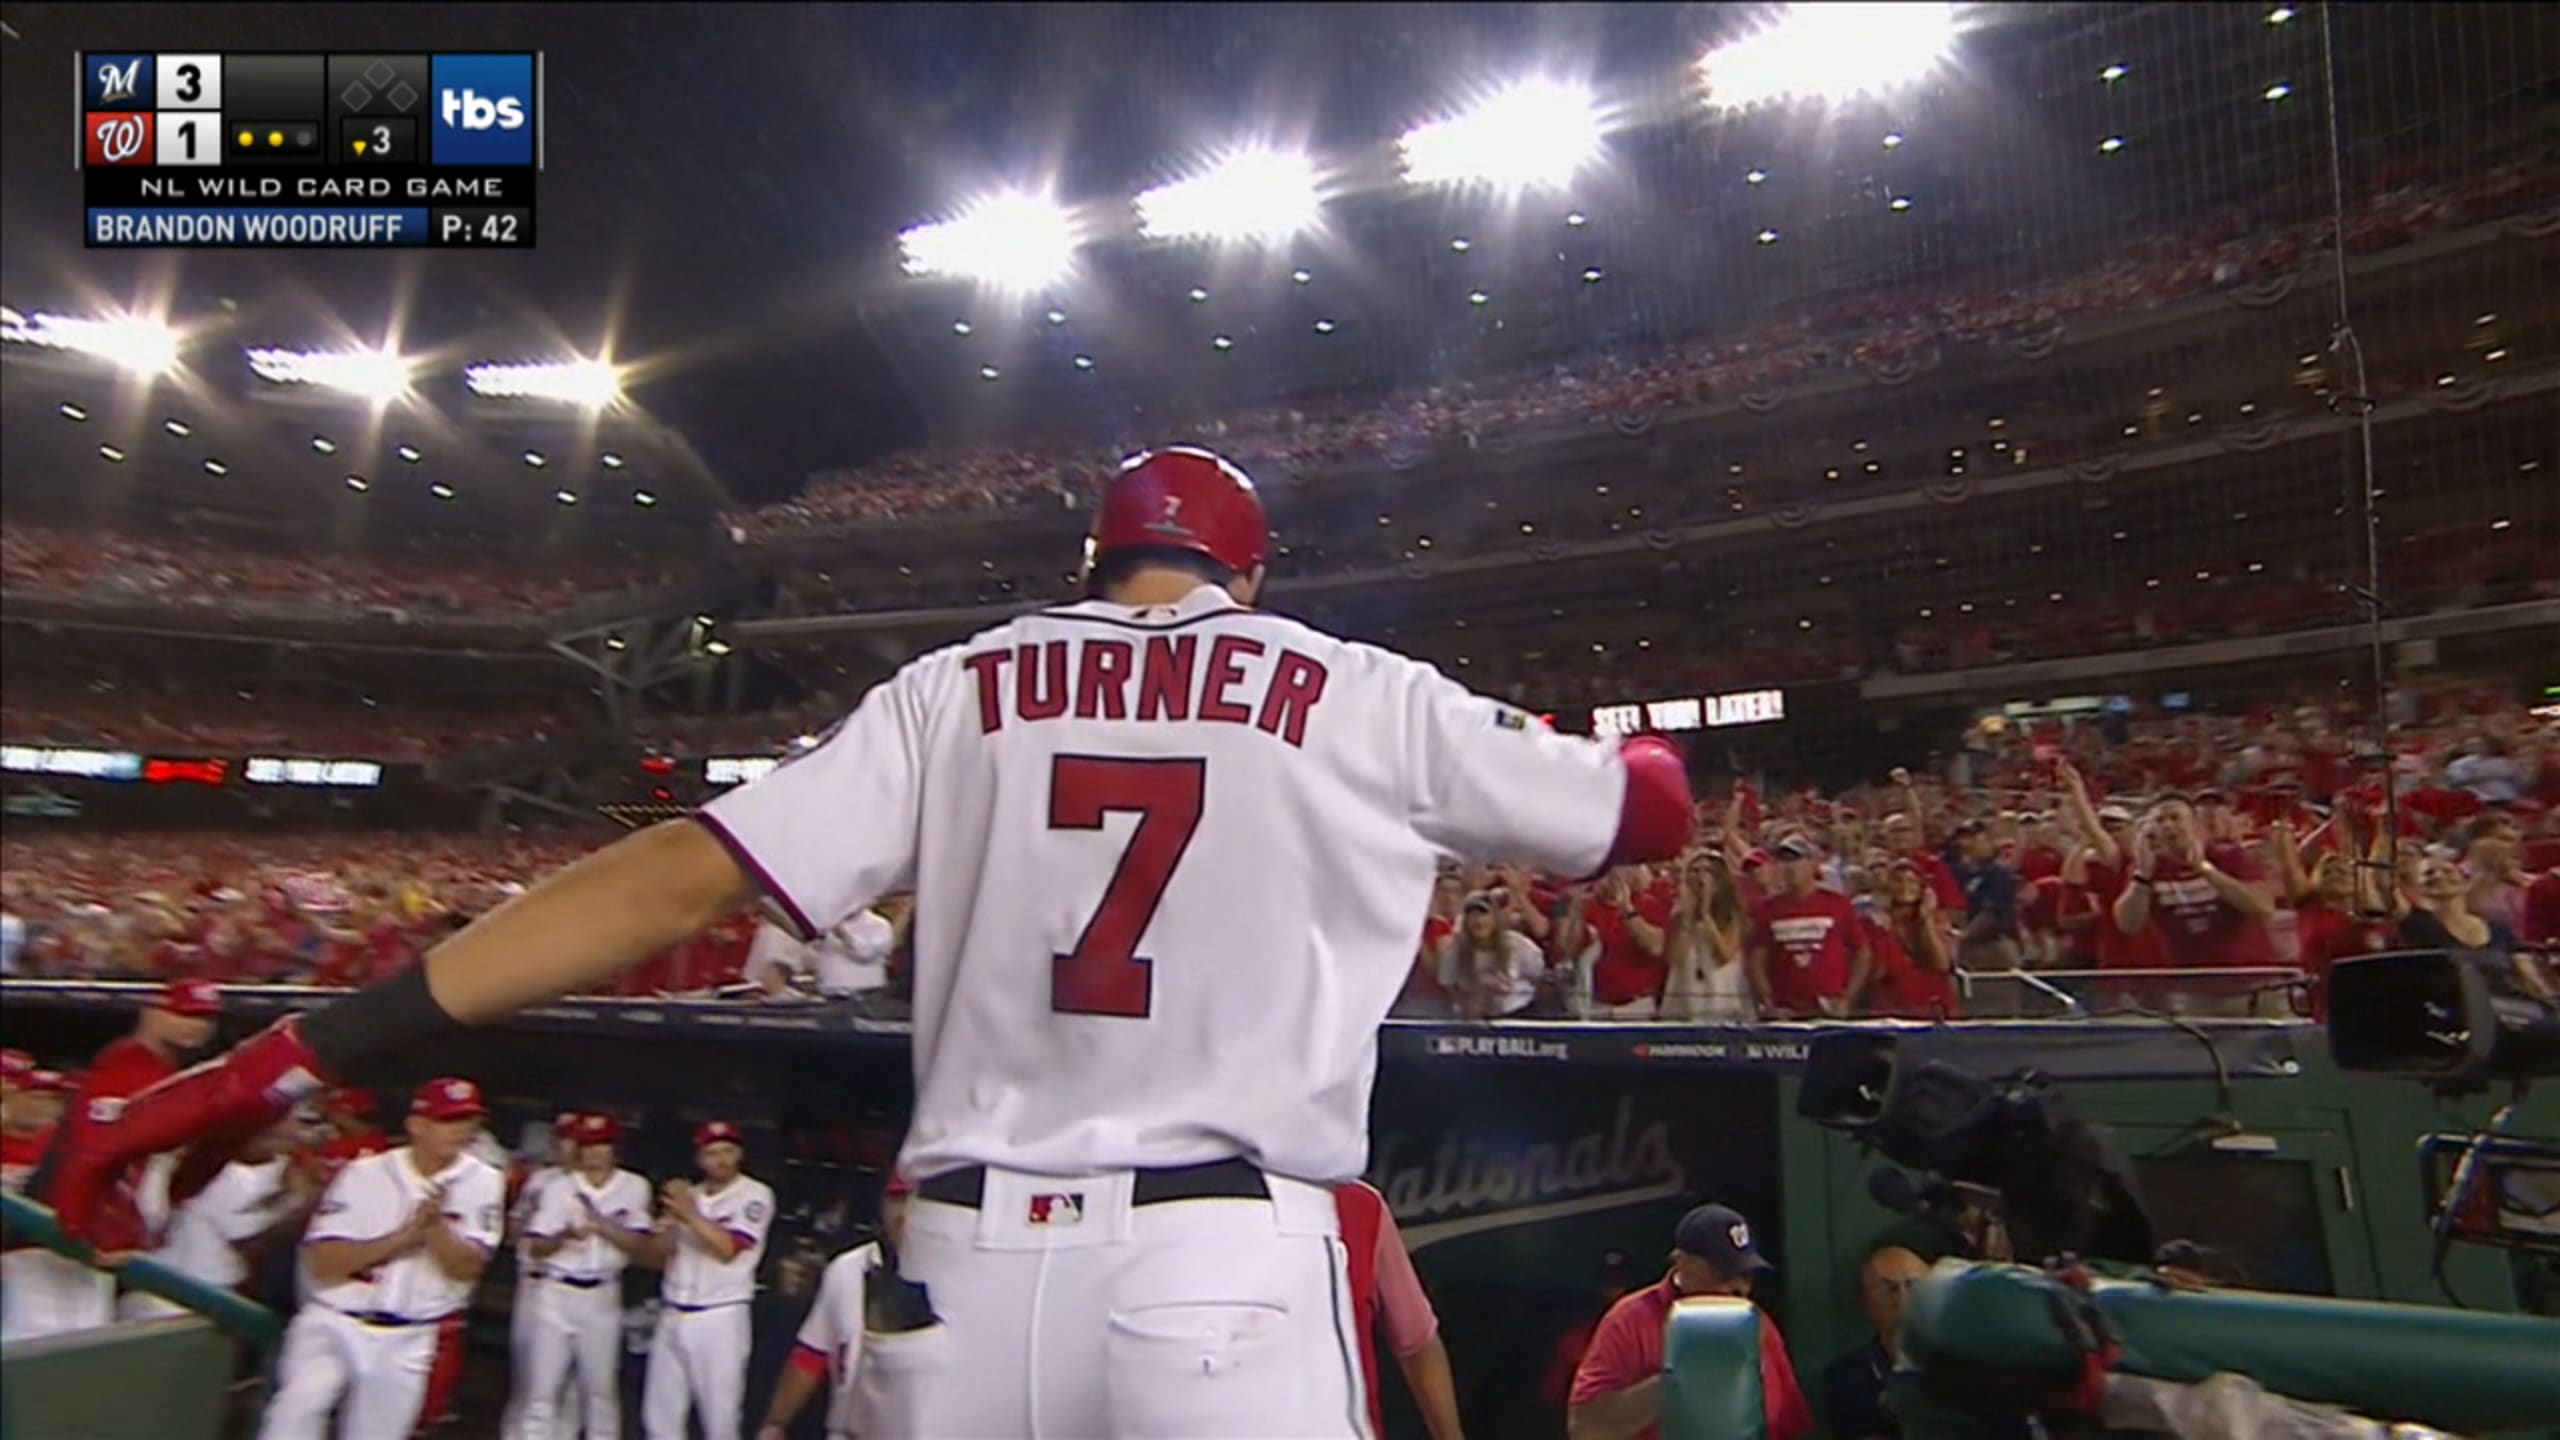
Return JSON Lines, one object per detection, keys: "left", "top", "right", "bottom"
{"left": 1090, "top": 447, "right": 1268, "bottom": 578}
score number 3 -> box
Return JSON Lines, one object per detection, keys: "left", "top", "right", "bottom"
{"left": 1048, "top": 755, "right": 1204, "bottom": 1018}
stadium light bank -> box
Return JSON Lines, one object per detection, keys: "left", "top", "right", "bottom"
{"left": 245, "top": 346, "right": 414, "bottom": 405}
{"left": 899, "top": 191, "right": 1082, "bottom": 292}
{"left": 1, "top": 305, "right": 182, "bottom": 377}
{"left": 463, "top": 358, "right": 624, "bottom": 408}
{"left": 1136, "top": 150, "right": 1325, "bottom": 244}
{"left": 1697, "top": 2, "right": 1963, "bottom": 111}
{"left": 1397, "top": 79, "right": 1606, "bottom": 193}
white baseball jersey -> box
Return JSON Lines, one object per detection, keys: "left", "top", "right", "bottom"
{"left": 150, "top": 1156, "right": 288, "bottom": 1292}
{"left": 527, "top": 1168, "right": 653, "bottom": 1283}
{"left": 699, "top": 584, "right": 1625, "bottom": 1182}
{"left": 656, "top": 1175, "right": 774, "bottom": 1308}
{"left": 512, "top": 1165, "right": 567, "bottom": 1272}
{"left": 305, "top": 1147, "right": 503, "bottom": 1320}
{"left": 793, "top": 1240, "right": 881, "bottom": 1436}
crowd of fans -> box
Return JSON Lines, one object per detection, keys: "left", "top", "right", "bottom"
{"left": 0, "top": 526, "right": 676, "bottom": 618}
{"left": 0, "top": 830, "right": 757, "bottom": 1002}
{"left": 6, "top": 685, "right": 2551, "bottom": 1029}
{"left": 722, "top": 155, "right": 2554, "bottom": 541}
{"left": 1402, "top": 684, "right": 2556, "bottom": 1024}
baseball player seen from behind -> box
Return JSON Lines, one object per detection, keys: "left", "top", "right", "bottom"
{"left": 44, "top": 444, "right": 1694, "bottom": 1439}
{"left": 757, "top": 1171, "right": 915, "bottom": 1440}
{"left": 514, "top": 1112, "right": 652, "bottom": 1440}
{"left": 642, "top": 1120, "right": 774, "bottom": 1440}
{"left": 259, "top": 1077, "right": 503, "bottom": 1440}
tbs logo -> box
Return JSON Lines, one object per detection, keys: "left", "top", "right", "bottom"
{"left": 428, "top": 53, "right": 533, "bottom": 165}
{"left": 441, "top": 88, "right": 523, "bottom": 132}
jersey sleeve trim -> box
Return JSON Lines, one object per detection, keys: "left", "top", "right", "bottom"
{"left": 690, "top": 811, "right": 819, "bottom": 942}
{"left": 786, "top": 1343, "right": 829, "bottom": 1377}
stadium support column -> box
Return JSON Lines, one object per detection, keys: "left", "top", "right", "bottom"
{"left": 545, "top": 614, "right": 699, "bottom": 731}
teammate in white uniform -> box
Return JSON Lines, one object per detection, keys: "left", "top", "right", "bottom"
{"left": 260, "top": 1078, "right": 503, "bottom": 1440}
{"left": 53, "top": 447, "right": 1694, "bottom": 1439}
{"left": 514, "top": 1113, "right": 652, "bottom": 1440}
{"left": 120, "top": 1122, "right": 303, "bottom": 1321}
{"left": 642, "top": 1120, "right": 774, "bottom": 1440}
{"left": 756, "top": 1173, "right": 913, "bottom": 1440}
{"left": 503, "top": 1110, "right": 587, "bottom": 1440}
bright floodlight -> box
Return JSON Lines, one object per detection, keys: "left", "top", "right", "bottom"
{"left": 464, "top": 359, "right": 623, "bottom": 407}
{"left": 1, "top": 307, "right": 181, "bottom": 375}
{"left": 1398, "top": 80, "right": 1604, "bottom": 193}
{"left": 899, "top": 192, "right": 1079, "bottom": 291}
{"left": 245, "top": 346, "right": 412, "bottom": 403}
{"left": 1136, "top": 150, "right": 1322, "bottom": 243}
{"left": 1700, "top": 3, "right": 1959, "bottom": 111}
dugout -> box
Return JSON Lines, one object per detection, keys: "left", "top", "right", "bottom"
{"left": 4, "top": 982, "right": 2553, "bottom": 1438}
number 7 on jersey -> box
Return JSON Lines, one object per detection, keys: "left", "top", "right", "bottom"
{"left": 1048, "top": 755, "right": 1206, "bottom": 1018}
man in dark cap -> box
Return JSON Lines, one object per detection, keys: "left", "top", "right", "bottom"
{"left": 1567, "top": 1202, "right": 1812, "bottom": 1440}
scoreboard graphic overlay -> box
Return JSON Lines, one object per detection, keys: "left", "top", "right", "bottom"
{"left": 80, "top": 51, "right": 540, "bottom": 249}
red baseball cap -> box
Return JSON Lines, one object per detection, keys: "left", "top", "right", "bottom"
{"left": 22, "top": 1068, "right": 71, "bottom": 1095}
{"left": 693, "top": 1120, "right": 742, "bottom": 1150}
{"left": 554, "top": 1109, "right": 585, "bottom": 1132}
{"left": 0, "top": 1049, "right": 31, "bottom": 1082}
{"left": 572, "top": 1113, "right": 622, "bottom": 1145}
{"left": 410, "top": 1077, "right": 488, "bottom": 1122}
{"left": 322, "top": 1087, "right": 377, "bottom": 1119}
{"left": 158, "top": 979, "right": 222, "bottom": 1017}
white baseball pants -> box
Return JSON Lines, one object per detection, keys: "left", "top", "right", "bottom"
{"left": 859, "top": 1166, "right": 1367, "bottom": 1439}
{"left": 642, "top": 1301, "right": 752, "bottom": 1440}
{"left": 511, "top": 1277, "right": 621, "bottom": 1440}
{"left": 258, "top": 1305, "right": 438, "bottom": 1440}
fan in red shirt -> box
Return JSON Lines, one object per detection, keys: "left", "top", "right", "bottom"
{"left": 1878, "top": 808, "right": 1964, "bottom": 912}
{"left": 2524, "top": 868, "right": 2560, "bottom": 953}
{"left": 2013, "top": 813, "right": 2067, "bottom": 884}
{"left": 2288, "top": 853, "right": 2397, "bottom": 1022}
{"left": 1582, "top": 866, "right": 1673, "bottom": 1014}
{"left": 1749, "top": 839, "right": 1871, "bottom": 1018}
{"left": 1867, "top": 863, "right": 1959, "bottom": 1019}
{"left": 1567, "top": 1203, "right": 1812, "bottom": 1440}
{"left": 2112, "top": 801, "right": 2280, "bottom": 1012}
{"left": 1405, "top": 873, "right": 1467, "bottom": 1015}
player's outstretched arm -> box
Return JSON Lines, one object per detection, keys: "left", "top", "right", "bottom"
{"left": 396, "top": 819, "right": 756, "bottom": 1026}
{"left": 35, "top": 820, "right": 752, "bottom": 1244}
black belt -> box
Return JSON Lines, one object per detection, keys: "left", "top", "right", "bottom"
{"left": 664, "top": 1298, "right": 748, "bottom": 1313}
{"left": 333, "top": 1308, "right": 453, "bottom": 1329}
{"left": 550, "top": 1275, "right": 607, "bottom": 1290}
{"left": 915, "top": 1157, "right": 1269, "bottom": 1210}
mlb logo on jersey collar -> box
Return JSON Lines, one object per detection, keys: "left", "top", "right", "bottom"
{"left": 1026, "top": 1192, "right": 1085, "bottom": 1227}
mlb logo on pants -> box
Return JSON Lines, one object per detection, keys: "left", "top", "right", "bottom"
{"left": 1026, "top": 1193, "right": 1084, "bottom": 1226}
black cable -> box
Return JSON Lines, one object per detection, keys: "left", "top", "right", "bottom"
{"left": 2315, "top": 1, "right": 2401, "bottom": 913}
